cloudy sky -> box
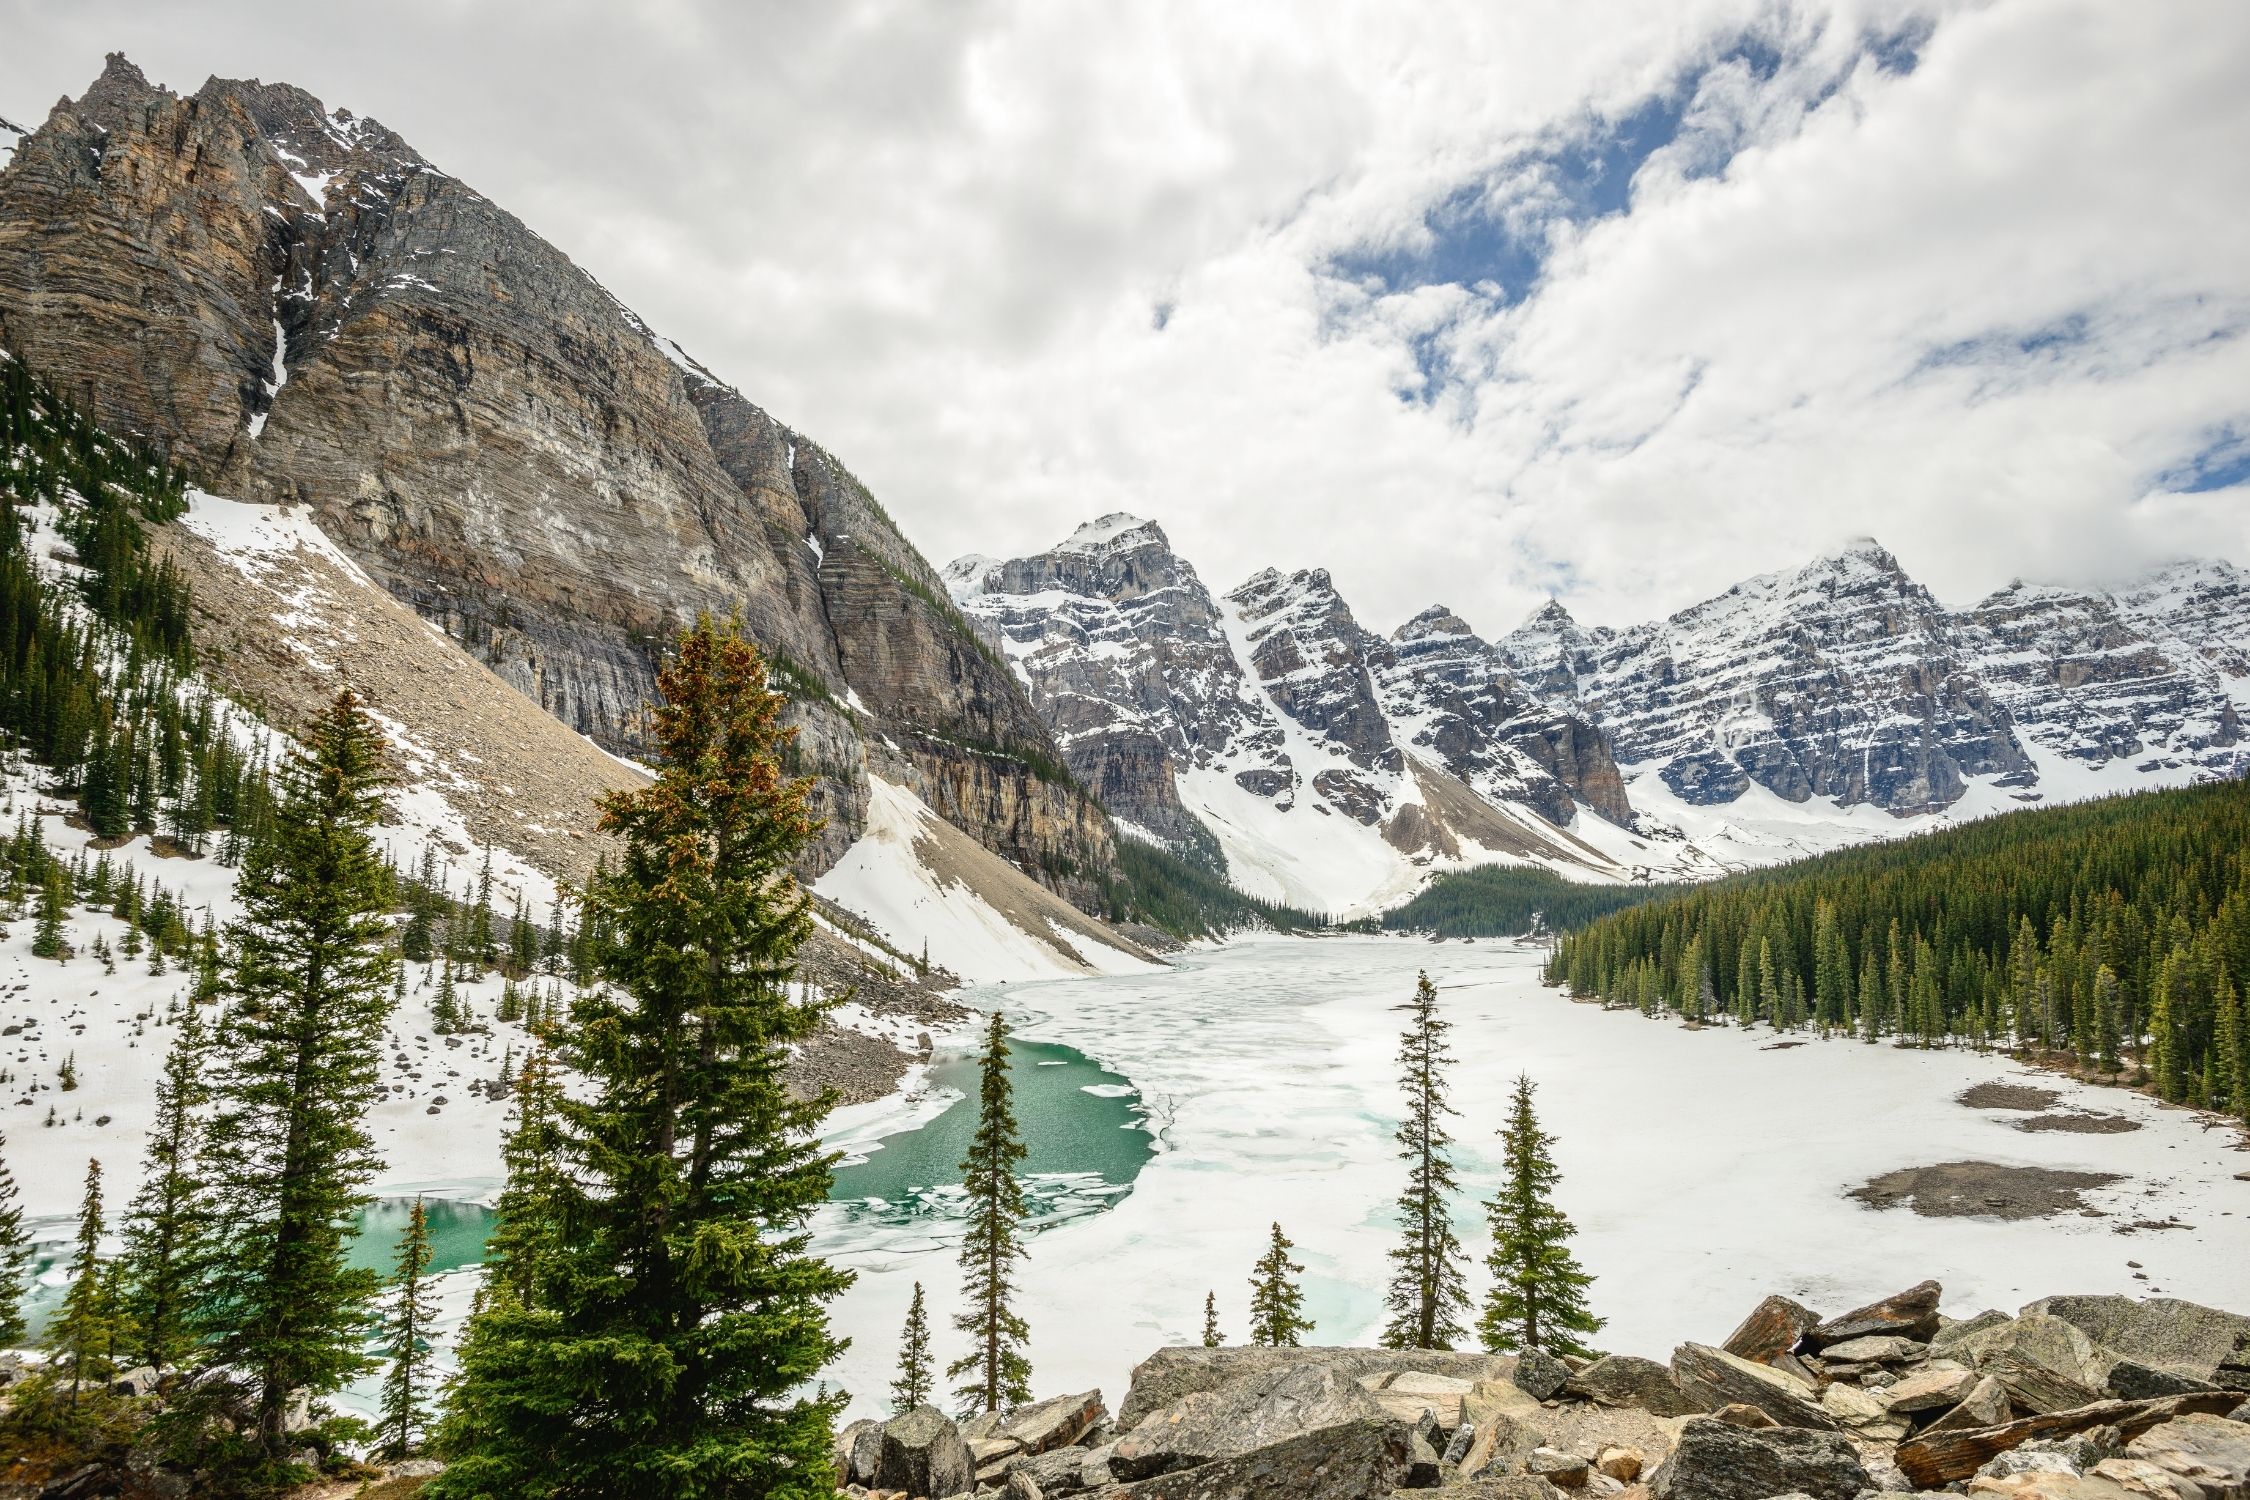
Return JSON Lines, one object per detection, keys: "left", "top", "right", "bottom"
{"left": 5, "top": 1, "right": 2248, "bottom": 638}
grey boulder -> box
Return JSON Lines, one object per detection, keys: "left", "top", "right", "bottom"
{"left": 876, "top": 1404, "right": 974, "bottom": 1499}
{"left": 1648, "top": 1418, "right": 1871, "bottom": 1500}
{"left": 1109, "top": 1361, "right": 1389, "bottom": 1481}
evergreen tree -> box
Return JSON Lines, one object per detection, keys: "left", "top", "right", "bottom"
{"left": 118, "top": 1007, "right": 209, "bottom": 1372}
{"left": 32, "top": 865, "right": 68, "bottom": 960}
{"left": 891, "top": 1282, "right": 934, "bottom": 1414}
{"left": 51, "top": 1159, "right": 126, "bottom": 1400}
{"left": 1246, "top": 1222, "right": 1312, "bottom": 1348}
{"left": 1478, "top": 1075, "right": 1602, "bottom": 1359}
{"left": 378, "top": 1197, "right": 439, "bottom": 1461}
{"left": 194, "top": 691, "right": 398, "bottom": 1465}
{"left": 432, "top": 617, "right": 848, "bottom": 1500}
{"left": 1381, "top": 972, "right": 1470, "bottom": 1351}
{"left": 0, "top": 1131, "right": 29, "bottom": 1347}
{"left": 1201, "top": 1291, "right": 1222, "bottom": 1349}
{"left": 948, "top": 1009, "right": 1031, "bottom": 1416}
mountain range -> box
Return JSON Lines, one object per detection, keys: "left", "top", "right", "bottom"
{"left": 3, "top": 55, "right": 2246, "bottom": 941}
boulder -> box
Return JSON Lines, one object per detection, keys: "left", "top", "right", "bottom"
{"left": 1513, "top": 1347, "right": 1573, "bottom": 1402}
{"left": 1528, "top": 1446, "right": 1591, "bottom": 1486}
{"left": 1568, "top": 1355, "right": 1702, "bottom": 1417}
{"left": 1109, "top": 1361, "right": 1388, "bottom": 1480}
{"left": 1808, "top": 1280, "right": 1944, "bottom": 1349}
{"left": 2106, "top": 1360, "right": 2223, "bottom": 1403}
{"left": 1956, "top": 1315, "right": 2111, "bottom": 1414}
{"left": 1723, "top": 1295, "right": 1822, "bottom": 1367}
{"left": 1002, "top": 1446, "right": 1099, "bottom": 1498}
{"left": 1820, "top": 1381, "right": 1909, "bottom": 1442}
{"left": 1407, "top": 1426, "right": 1442, "bottom": 1488}
{"left": 1464, "top": 1375, "right": 1550, "bottom": 1431}
{"left": 1457, "top": 1408, "right": 1547, "bottom": 1480}
{"left": 1964, "top": 1473, "right": 2142, "bottom": 1499}
{"left": 2089, "top": 1455, "right": 2211, "bottom": 1500}
{"left": 108, "top": 1365, "right": 160, "bottom": 1398}
{"left": 1370, "top": 1370, "right": 1474, "bottom": 1431}
{"left": 996, "top": 1390, "right": 1108, "bottom": 1456}
{"left": 1647, "top": 1418, "right": 1871, "bottom": 1500}
{"left": 1884, "top": 1362, "right": 1979, "bottom": 1414}
{"left": 1115, "top": 1346, "right": 1504, "bottom": 1431}
{"left": 1004, "top": 1472, "right": 1045, "bottom": 1500}
{"left": 1713, "top": 1403, "right": 1779, "bottom": 1429}
{"left": 1819, "top": 1335, "right": 1928, "bottom": 1365}
{"left": 2024, "top": 1297, "right": 2250, "bottom": 1385}
{"left": 1116, "top": 1414, "right": 1412, "bottom": 1500}
{"left": 1895, "top": 1392, "right": 2243, "bottom": 1487}
{"left": 2120, "top": 1413, "right": 2250, "bottom": 1496}
{"left": 1668, "top": 1343, "right": 1837, "bottom": 1431}
{"left": 1923, "top": 1375, "right": 2018, "bottom": 1437}
{"left": 1935, "top": 1311, "right": 2018, "bottom": 1351}
{"left": 1595, "top": 1445, "right": 1645, "bottom": 1482}
{"left": 876, "top": 1405, "right": 974, "bottom": 1499}
{"left": 835, "top": 1417, "right": 883, "bottom": 1485}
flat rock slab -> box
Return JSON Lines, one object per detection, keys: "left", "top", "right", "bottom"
{"left": 1671, "top": 1343, "right": 1836, "bottom": 1431}
{"left": 1569, "top": 1354, "right": 1703, "bottom": 1417}
{"left": 1117, "top": 1414, "right": 1412, "bottom": 1500}
{"left": 1110, "top": 1362, "right": 1387, "bottom": 1480}
{"left": 1810, "top": 1280, "right": 1944, "bottom": 1347}
{"left": 1896, "top": 1392, "right": 2244, "bottom": 1486}
{"left": 1724, "top": 1295, "right": 1824, "bottom": 1367}
{"left": 1117, "top": 1346, "right": 1506, "bottom": 1431}
{"left": 1849, "top": 1163, "right": 2124, "bottom": 1221}
{"left": 2122, "top": 1413, "right": 2250, "bottom": 1495}
{"left": 1648, "top": 1418, "right": 1870, "bottom": 1500}
{"left": 2025, "top": 1295, "right": 2250, "bottom": 1384}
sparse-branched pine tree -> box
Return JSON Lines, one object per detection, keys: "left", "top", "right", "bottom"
{"left": 57, "top": 1051, "right": 76, "bottom": 1091}
{"left": 1479, "top": 1074, "right": 1603, "bottom": 1359}
{"left": 194, "top": 691, "right": 398, "bottom": 1467}
{"left": 51, "top": 1159, "right": 128, "bottom": 1401}
{"left": 949, "top": 1009, "right": 1031, "bottom": 1416}
{"left": 1247, "top": 1222, "right": 1312, "bottom": 1348}
{"left": 0, "top": 1131, "right": 29, "bottom": 1347}
{"left": 32, "top": 866, "right": 69, "bottom": 961}
{"left": 118, "top": 1007, "right": 210, "bottom": 1372}
{"left": 1382, "top": 972, "right": 1470, "bottom": 1351}
{"left": 432, "top": 617, "right": 849, "bottom": 1500}
{"left": 377, "top": 1197, "right": 439, "bottom": 1460}
{"left": 892, "top": 1281, "right": 934, "bottom": 1414}
{"left": 1201, "top": 1291, "right": 1222, "bottom": 1348}
{"left": 432, "top": 964, "right": 462, "bottom": 1034}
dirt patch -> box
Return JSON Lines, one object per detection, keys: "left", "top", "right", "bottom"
{"left": 1959, "top": 1081, "right": 2063, "bottom": 1112}
{"left": 1848, "top": 1160, "right": 2125, "bottom": 1220}
{"left": 2016, "top": 1111, "right": 2142, "bottom": 1135}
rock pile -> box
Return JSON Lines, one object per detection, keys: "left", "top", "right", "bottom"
{"left": 834, "top": 1283, "right": 2250, "bottom": 1499}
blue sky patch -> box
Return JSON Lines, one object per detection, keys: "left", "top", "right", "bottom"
{"left": 2159, "top": 428, "right": 2250, "bottom": 493}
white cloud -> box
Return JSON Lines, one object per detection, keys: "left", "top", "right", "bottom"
{"left": 3, "top": 0, "right": 2245, "bottom": 639}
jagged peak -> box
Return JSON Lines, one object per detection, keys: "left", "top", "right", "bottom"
{"left": 1811, "top": 535, "right": 1905, "bottom": 573}
{"left": 1056, "top": 512, "right": 1168, "bottom": 556}
{"left": 1393, "top": 604, "right": 1474, "bottom": 643}
{"left": 941, "top": 553, "right": 1000, "bottom": 601}
{"left": 100, "top": 52, "right": 151, "bottom": 90}
{"left": 1514, "top": 598, "right": 1579, "bottom": 633}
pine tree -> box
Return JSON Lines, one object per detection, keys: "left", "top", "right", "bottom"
{"left": 949, "top": 1009, "right": 1031, "bottom": 1416}
{"left": 32, "top": 865, "right": 69, "bottom": 960}
{"left": 1381, "top": 972, "right": 1470, "bottom": 1351}
{"left": 51, "top": 1159, "right": 126, "bottom": 1401}
{"left": 1479, "top": 1074, "right": 1603, "bottom": 1359}
{"left": 1201, "top": 1291, "right": 1222, "bottom": 1348}
{"left": 118, "top": 1006, "right": 209, "bottom": 1372}
{"left": 194, "top": 691, "right": 398, "bottom": 1465}
{"left": 431, "top": 617, "right": 849, "bottom": 1500}
{"left": 0, "top": 1131, "right": 29, "bottom": 1347}
{"left": 1247, "top": 1222, "right": 1312, "bottom": 1348}
{"left": 892, "top": 1281, "right": 934, "bottom": 1414}
{"left": 377, "top": 1197, "right": 439, "bottom": 1460}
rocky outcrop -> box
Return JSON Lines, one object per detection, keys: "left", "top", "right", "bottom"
{"left": 0, "top": 55, "right": 1113, "bottom": 905}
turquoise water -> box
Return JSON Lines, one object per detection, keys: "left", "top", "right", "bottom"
{"left": 347, "top": 1195, "right": 499, "bottom": 1278}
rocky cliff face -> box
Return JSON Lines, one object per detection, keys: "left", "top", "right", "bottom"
{"left": 951, "top": 518, "right": 1635, "bottom": 908}
{"left": 0, "top": 56, "right": 1111, "bottom": 901}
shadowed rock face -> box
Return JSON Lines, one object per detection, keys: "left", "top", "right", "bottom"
{"left": 0, "top": 54, "right": 1111, "bottom": 902}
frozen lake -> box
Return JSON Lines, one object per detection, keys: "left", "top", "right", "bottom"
{"left": 812, "top": 933, "right": 2250, "bottom": 1419}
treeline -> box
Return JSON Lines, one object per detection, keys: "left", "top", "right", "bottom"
{"left": 1548, "top": 779, "right": 2250, "bottom": 1123}
{"left": 1381, "top": 864, "right": 1677, "bottom": 938}
{"left": 1103, "top": 835, "right": 1329, "bottom": 939}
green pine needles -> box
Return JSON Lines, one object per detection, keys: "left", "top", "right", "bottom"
{"left": 1201, "top": 1291, "right": 1222, "bottom": 1348}
{"left": 1247, "top": 1222, "right": 1312, "bottom": 1348}
{"left": 1479, "top": 1074, "right": 1603, "bottom": 1359}
{"left": 949, "top": 1009, "right": 1032, "bottom": 1417}
{"left": 377, "top": 1197, "right": 439, "bottom": 1461}
{"left": 1382, "top": 972, "right": 1471, "bottom": 1351}
{"left": 117, "top": 1005, "right": 210, "bottom": 1373}
{"left": 0, "top": 1131, "right": 28, "bottom": 1348}
{"left": 432, "top": 616, "right": 851, "bottom": 1500}
{"left": 892, "top": 1281, "right": 935, "bottom": 1414}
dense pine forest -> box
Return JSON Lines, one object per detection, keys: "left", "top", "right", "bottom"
{"left": 1547, "top": 779, "right": 2250, "bottom": 1123}
{"left": 1380, "top": 864, "right": 1675, "bottom": 939}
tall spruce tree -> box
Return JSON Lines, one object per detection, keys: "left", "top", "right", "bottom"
{"left": 949, "top": 1009, "right": 1031, "bottom": 1416}
{"left": 118, "top": 1005, "right": 209, "bottom": 1372}
{"left": 892, "top": 1282, "right": 934, "bottom": 1414}
{"left": 1478, "top": 1074, "right": 1603, "bottom": 1359}
{"left": 0, "top": 1131, "right": 31, "bottom": 1347}
{"left": 194, "top": 691, "right": 398, "bottom": 1463}
{"left": 377, "top": 1197, "right": 439, "bottom": 1460}
{"left": 1201, "top": 1292, "right": 1222, "bottom": 1349}
{"left": 431, "top": 617, "right": 849, "bottom": 1500}
{"left": 1247, "top": 1222, "right": 1313, "bottom": 1348}
{"left": 1381, "top": 972, "right": 1470, "bottom": 1351}
{"left": 51, "top": 1159, "right": 126, "bottom": 1400}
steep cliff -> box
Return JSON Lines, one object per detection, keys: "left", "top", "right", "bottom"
{"left": 0, "top": 55, "right": 1111, "bottom": 900}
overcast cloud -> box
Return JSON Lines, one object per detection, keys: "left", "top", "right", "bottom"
{"left": 4, "top": 0, "right": 2247, "bottom": 638}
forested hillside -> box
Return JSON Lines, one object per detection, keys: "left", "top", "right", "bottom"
{"left": 1380, "top": 865, "right": 1675, "bottom": 938}
{"left": 1547, "top": 780, "right": 2250, "bottom": 1122}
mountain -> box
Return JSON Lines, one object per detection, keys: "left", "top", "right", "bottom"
{"left": 0, "top": 55, "right": 1112, "bottom": 908}
{"left": 950, "top": 516, "right": 1642, "bottom": 914}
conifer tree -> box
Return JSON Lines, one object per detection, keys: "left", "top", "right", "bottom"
{"left": 194, "top": 691, "right": 398, "bottom": 1464}
{"left": 1381, "top": 972, "right": 1470, "bottom": 1351}
{"left": 0, "top": 1131, "right": 29, "bottom": 1347}
{"left": 432, "top": 617, "right": 849, "bottom": 1500}
{"left": 118, "top": 1006, "right": 209, "bottom": 1372}
{"left": 51, "top": 1159, "right": 126, "bottom": 1400}
{"left": 892, "top": 1281, "right": 934, "bottom": 1414}
{"left": 32, "top": 865, "right": 68, "bottom": 960}
{"left": 1478, "top": 1074, "right": 1603, "bottom": 1359}
{"left": 1247, "top": 1222, "right": 1312, "bottom": 1348}
{"left": 1201, "top": 1291, "right": 1222, "bottom": 1348}
{"left": 377, "top": 1197, "right": 439, "bottom": 1460}
{"left": 949, "top": 1009, "right": 1031, "bottom": 1416}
